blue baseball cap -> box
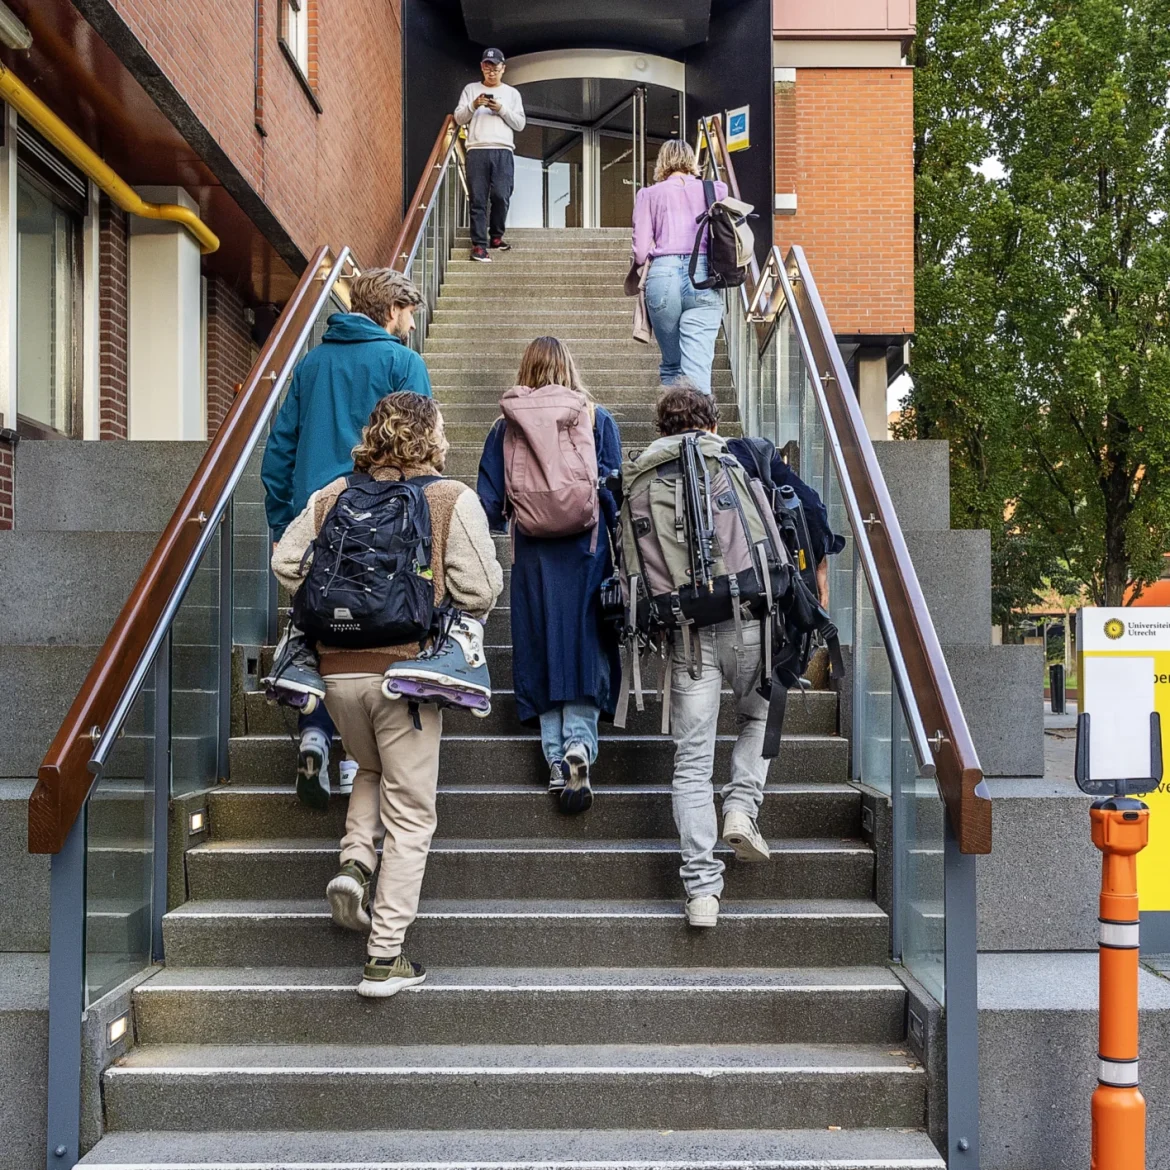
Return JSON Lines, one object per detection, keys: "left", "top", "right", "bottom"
{"left": 481, "top": 48, "right": 505, "bottom": 65}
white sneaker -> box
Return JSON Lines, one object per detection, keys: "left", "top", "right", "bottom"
{"left": 338, "top": 757, "right": 358, "bottom": 796}
{"left": 721, "top": 809, "right": 772, "bottom": 862}
{"left": 686, "top": 894, "right": 720, "bottom": 928}
{"left": 296, "top": 729, "right": 331, "bottom": 811}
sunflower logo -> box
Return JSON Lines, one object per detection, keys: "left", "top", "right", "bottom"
{"left": 1104, "top": 618, "right": 1125, "bottom": 641}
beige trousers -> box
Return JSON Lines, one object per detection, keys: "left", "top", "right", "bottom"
{"left": 323, "top": 675, "right": 441, "bottom": 958}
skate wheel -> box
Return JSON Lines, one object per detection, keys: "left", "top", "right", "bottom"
{"left": 302, "top": 695, "right": 319, "bottom": 715}
{"left": 381, "top": 680, "right": 402, "bottom": 701}
{"left": 471, "top": 703, "right": 492, "bottom": 718}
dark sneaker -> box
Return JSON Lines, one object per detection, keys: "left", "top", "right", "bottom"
{"left": 358, "top": 953, "right": 427, "bottom": 999}
{"left": 559, "top": 743, "right": 593, "bottom": 814}
{"left": 548, "top": 759, "right": 567, "bottom": 793}
{"left": 490, "top": 236, "right": 512, "bottom": 251}
{"left": 326, "top": 860, "right": 372, "bottom": 932}
{"left": 296, "top": 729, "right": 331, "bottom": 811}
{"left": 470, "top": 246, "right": 492, "bottom": 262}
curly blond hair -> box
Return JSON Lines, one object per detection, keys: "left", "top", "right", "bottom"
{"left": 352, "top": 393, "right": 448, "bottom": 472}
{"left": 653, "top": 139, "right": 700, "bottom": 184}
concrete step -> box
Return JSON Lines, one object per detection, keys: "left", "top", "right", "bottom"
{"left": 186, "top": 835, "right": 874, "bottom": 902}
{"left": 430, "top": 368, "right": 735, "bottom": 389}
{"left": 206, "top": 782, "right": 862, "bottom": 843}
{"left": 225, "top": 733, "right": 851, "bottom": 787}
{"left": 432, "top": 384, "right": 737, "bottom": 406}
{"left": 102, "top": 1040, "right": 924, "bottom": 1132}
{"left": 872, "top": 441, "right": 950, "bottom": 532}
{"left": 902, "top": 530, "right": 991, "bottom": 646}
{"left": 133, "top": 964, "right": 905, "bottom": 1046}
{"left": 441, "top": 275, "right": 632, "bottom": 292}
{"left": 425, "top": 337, "right": 728, "bottom": 355}
{"left": 432, "top": 309, "right": 634, "bottom": 323}
{"left": 161, "top": 896, "right": 889, "bottom": 968}
{"left": 446, "top": 258, "right": 632, "bottom": 273}
{"left": 241, "top": 686, "right": 838, "bottom": 737}
{"left": 439, "top": 402, "right": 737, "bottom": 428}
{"left": 78, "top": 1127, "right": 945, "bottom": 1169}
{"left": 441, "top": 421, "right": 741, "bottom": 446}
{"left": 456, "top": 228, "right": 632, "bottom": 240}
{"left": 429, "top": 325, "right": 662, "bottom": 342}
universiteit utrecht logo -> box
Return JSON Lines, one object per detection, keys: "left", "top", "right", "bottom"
{"left": 1105, "top": 618, "right": 1126, "bottom": 641}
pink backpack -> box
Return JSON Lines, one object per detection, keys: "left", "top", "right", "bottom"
{"left": 500, "top": 383, "right": 599, "bottom": 549}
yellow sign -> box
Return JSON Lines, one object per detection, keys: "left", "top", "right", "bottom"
{"left": 1078, "top": 607, "right": 1170, "bottom": 911}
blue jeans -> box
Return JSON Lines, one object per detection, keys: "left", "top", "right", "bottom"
{"left": 644, "top": 254, "right": 724, "bottom": 393}
{"left": 539, "top": 702, "right": 601, "bottom": 765}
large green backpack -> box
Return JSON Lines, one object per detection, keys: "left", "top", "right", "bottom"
{"left": 614, "top": 431, "right": 793, "bottom": 737}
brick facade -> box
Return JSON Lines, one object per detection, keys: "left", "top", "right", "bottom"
{"left": 98, "top": 196, "right": 130, "bottom": 440}
{"left": 205, "top": 276, "right": 256, "bottom": 437}
{"left": 107, "top": 0, "right": 405, "bottom": 268}
{"left": 774, "top": 68, "right": 914, "bottom": 337}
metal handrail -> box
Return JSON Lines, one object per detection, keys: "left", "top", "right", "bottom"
{"left": 390, "top": 114, "right": 464, "bottom": 273}
{"left": 29, "top": 245, "right": 358, "bottom": 854}
{"left": 700, "top": 115, "right": 989, "bottom": 854}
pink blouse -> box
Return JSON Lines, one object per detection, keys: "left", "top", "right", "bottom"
{"left": 632, "top": 175, "right": 729, "bottom": 266}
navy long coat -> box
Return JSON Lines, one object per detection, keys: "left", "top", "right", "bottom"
{"left": 477, "top": 405, "right": 623, "bottom": 725}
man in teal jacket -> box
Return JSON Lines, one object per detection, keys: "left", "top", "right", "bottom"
{"left": 261, "top": 267, "right": 432, "bottom": 806}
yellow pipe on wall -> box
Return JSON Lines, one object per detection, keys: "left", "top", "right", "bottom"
{"left": 0, "top": 64, "right": 220, "bottom": 254}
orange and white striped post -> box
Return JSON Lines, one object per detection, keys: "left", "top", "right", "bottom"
{"left": 1090, "top": 797, "right": 1149, "bottom": 1170}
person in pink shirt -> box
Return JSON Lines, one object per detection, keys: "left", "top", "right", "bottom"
{"left": 632, "top": 140, "right": 729, "bottom": 394}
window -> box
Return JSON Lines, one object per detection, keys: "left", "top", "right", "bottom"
{"left": 15, "top": 124, "right": 85, "bottom": 438}
{"left": 285, "top": 0, "right": 309, "bottom": 75}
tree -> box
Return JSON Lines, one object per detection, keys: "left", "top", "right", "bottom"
{"left": 907, "top": 0, "right": 1170, "bottom": 610}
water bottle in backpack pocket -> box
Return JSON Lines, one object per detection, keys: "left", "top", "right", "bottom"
{"left": 292, "top": 473, "right": 440, "bottom": 649}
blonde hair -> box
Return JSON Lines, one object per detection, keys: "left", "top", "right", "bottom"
{"left": 653, "top": 139, "right": 700, "bottom": 184}
{"left": 352, "top": 393, "right": 448, "bottom": 472}
{"left": 350, "top": 268, "right": 423, "bottom": 324}
{"left": 515, "top": 336, "right": 590, "bottom": 398}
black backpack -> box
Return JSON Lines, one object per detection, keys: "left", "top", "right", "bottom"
{"left": 292, "top": 473, "right": 440, "bottom": 649}
{"left": 689, "top": 179, "right": 755, "bottom": 291}
{"left": 728, "top": 436, "right": 845, "bottom": 757}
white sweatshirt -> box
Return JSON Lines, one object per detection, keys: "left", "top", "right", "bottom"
{"left": 454, "top": 82, "right": 526, "bottom": 150}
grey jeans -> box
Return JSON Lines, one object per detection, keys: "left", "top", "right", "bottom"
{"left": 669, "top": 618, "right": 771, "bottom": 898}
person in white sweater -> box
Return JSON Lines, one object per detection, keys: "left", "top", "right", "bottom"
{"left": 453, "top": 47, "right": 525, "bottom": 262}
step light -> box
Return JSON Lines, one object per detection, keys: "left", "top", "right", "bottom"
{"left": 0, "top": 3, "right": 32, "bottom": 50}
{"left": 188, "top": 809, "right": 207, "bottom": 834}
{"left": 107, "top": 1013, "right": 128, "bottom": 1047}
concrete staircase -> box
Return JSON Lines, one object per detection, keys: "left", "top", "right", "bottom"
{"left": 78, "top": 230, "right": 943, "bottom": 1168}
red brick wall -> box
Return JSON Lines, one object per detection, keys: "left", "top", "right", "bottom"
{"left": 774, "top": 68, "right": 914, "bottom": 336}
{"left": 98, "top": 196, "right": 130, "bottom": 440}
{"left": 206, "top": 276, "right": 256, "bottom": 437}
{"left": 107, "top": 0, "right": 404, "bottom": 268}
{"left": 0, "top": 440, "right": 12, "bottom": 531}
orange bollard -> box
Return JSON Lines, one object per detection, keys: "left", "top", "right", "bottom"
{"left": 1090, "top": 798, "right": 1149, "bottom": 1170}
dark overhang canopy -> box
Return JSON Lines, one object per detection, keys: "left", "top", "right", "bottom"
{"left": 458, "top": 0, "right": 712, "bottom": 55}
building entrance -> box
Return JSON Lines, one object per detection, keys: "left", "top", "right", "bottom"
{"left": 506, "top": 75, "right": 683, "bottom": 230}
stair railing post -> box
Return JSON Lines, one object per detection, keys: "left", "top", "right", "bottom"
{"left": 151, "top": 631, "right": 172, "bottom": 962}
{"left": 890, "top": 694, "right": 906, "bottom": 963}
{"left": 45, "top": 813, "right": 85, "bottom": 1170}
{"left": 217, "top": 501, "right": 234, "bottom": 784}
{"left": 944, "top": 816, "right": 980, "bottom": 1166}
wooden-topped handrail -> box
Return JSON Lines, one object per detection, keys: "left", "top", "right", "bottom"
{"left": 29, "top": 245, "right": 356, "bottom": 855}
{"left": 701, "top": 114, "right": 990, "bottom": 854}
{"left": 390, "top": 115, "right": 462, "bottom": 273}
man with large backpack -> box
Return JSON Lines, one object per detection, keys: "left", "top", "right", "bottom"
{"left": 272, "top": 393, "right": 503, "bottom": 997}
{"left": 619, "top": 383, "right": 841, "bottom": 928}
{"left": 262, "top": 269, "right": 432, "bottom": 808}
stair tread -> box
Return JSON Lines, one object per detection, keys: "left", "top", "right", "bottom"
{"left": 80, "top": 1126, "right": 944, "bottom": 1167}
{"left": 189, "top": 836, "right": 871, "bottom": 855}
{"left": 136, "top": 964, "right": 904, "bottom": 991}
{"left": 166, "top": 896, "right": 886, "bottom": 918}
{"left": 109, "top": 1040, "right": 922, "bottom": 1072}
{"left": 231, "top": 732, "right": 846, "bottom": 745}
{"left": 215, "top": 780, "right": 859, "bottom": 796}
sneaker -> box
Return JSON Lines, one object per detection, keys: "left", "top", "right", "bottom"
{"left": 559, "top": 743, "right": 593, "bottom": 814}
{"left": 548, "top": 759, "right": 567, "bottom": 793}
{"left": 470, "top": 246, "right": 492, "bottom": 262}
{"left": 490, "top": 236, "right": 512, "bottom": 251}
{"left": 686, "top": 894, "right": 720, "bottom": 928}
{"left": 297, "top": 728, "right": 331, "bottom": 811}
{"left": 721, "top": 810, "right": 772, "bottom": 862}
{"left": 326, "top": 860, "right": 372, "bottom": 931}
{"left": 262, "top": 620, "right": 325, "bottom": 713}
{"left": 357, "top": 953, "right": 427, "bottom": 999}
{"left": 338, "top": 756, "right": 358, "bottom": 796}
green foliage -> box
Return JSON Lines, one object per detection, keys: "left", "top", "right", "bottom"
{"left": 908, "top": 0, "right": 1170, "bottom": 613}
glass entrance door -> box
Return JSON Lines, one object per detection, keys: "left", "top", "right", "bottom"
{"left": 595, "top": 86, "right": 646, "bottom": 228}
{"left": 508, "top": 124, "right": 585, "bottom": 230}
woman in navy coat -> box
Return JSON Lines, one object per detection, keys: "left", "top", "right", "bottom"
{"left": 477, "top": 337, "right": 623, "bottom": 814}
